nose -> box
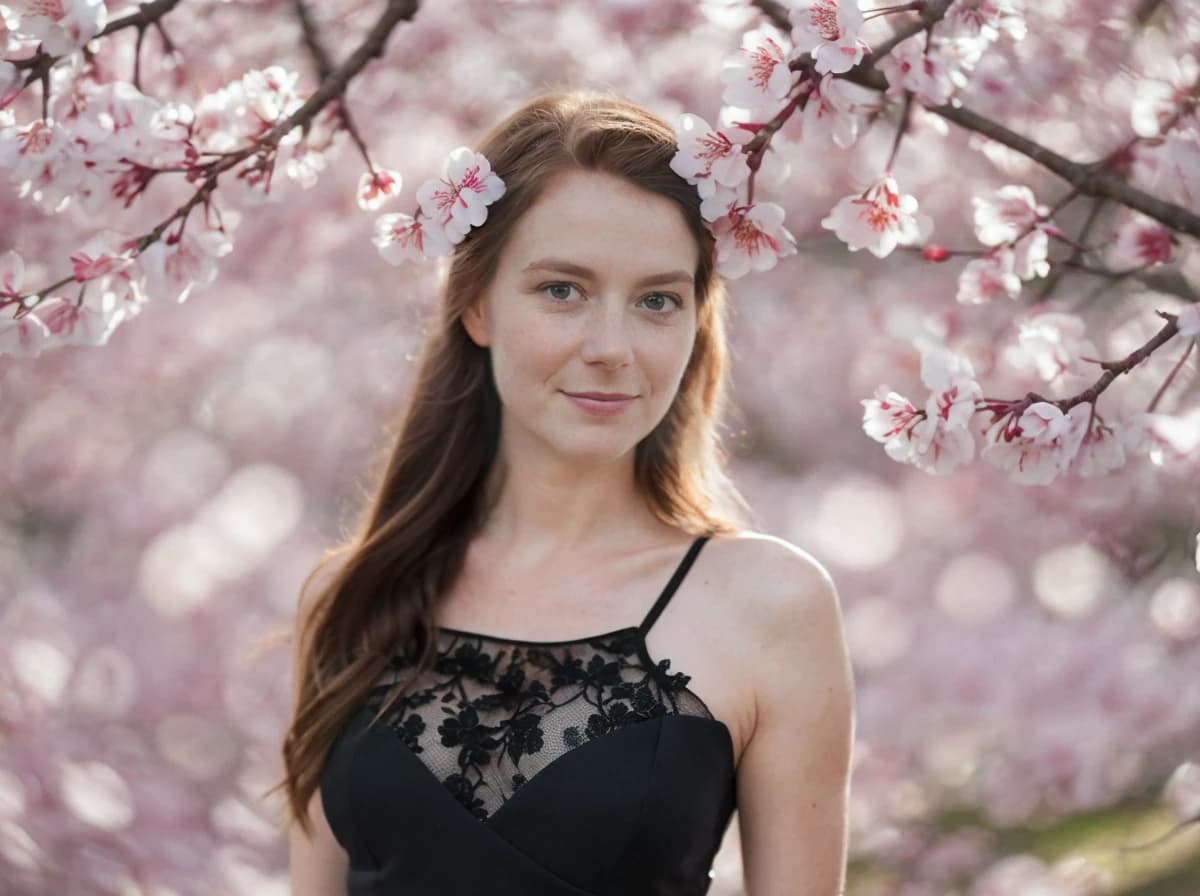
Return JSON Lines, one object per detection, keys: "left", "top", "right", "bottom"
{"left": 579, "top": 300, "right": 634, "bottom": 367}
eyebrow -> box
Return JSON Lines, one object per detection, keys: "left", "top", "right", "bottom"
{"left": 521, "top": 258, "right": 695, "bottom": 289}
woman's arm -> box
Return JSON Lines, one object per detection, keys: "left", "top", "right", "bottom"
{"left": 735, "top": 541, "right": 856, "bottom": 895}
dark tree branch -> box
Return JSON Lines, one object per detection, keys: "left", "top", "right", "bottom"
{"left": 12, "top": 0, "right": 421, "bottom": 317}
{"left": 291, "top": 0, "right": 375, "bottom": 173}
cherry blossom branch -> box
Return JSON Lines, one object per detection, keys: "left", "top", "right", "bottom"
{"left": 8, "top": 0, "right": 184, "bottom": 94}
{"left": 840, "top": 64, "right": 1200, "bottom": 238}
{"left": 10, "top": 0, "right": 421, "bottom": 316}
{"left": 291, "top": 0, "right": 375, "bottom": 174}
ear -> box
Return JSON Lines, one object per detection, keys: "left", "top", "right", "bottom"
{"left": 461, "top": 295, "right": 491, "bottom": 348}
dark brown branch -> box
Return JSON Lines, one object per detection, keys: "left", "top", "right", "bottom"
{"left": 291, "top": 0, "right": 374, "bottom": 172}
{"left": 13, "top": 0, "right": 421, "bottom": 317}
{"left": 9, "top": 0, "right": 184, "bottom": 71}
{"left": 840, "top": 65, "right": 1200, "bottom": 238}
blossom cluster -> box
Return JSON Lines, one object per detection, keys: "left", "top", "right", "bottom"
{"left": 861, "top": 332, "right": 1200, "bottom": 487}
{"left": 367, "top": 147, "right": 506, "bottom": 265}
{"left": 664, "top": 0, "right": 1033, "bottom": 276}
{"left": 0, "top": 62, "right": 320, "bottom": 357}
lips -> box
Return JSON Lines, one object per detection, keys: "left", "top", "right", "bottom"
{"left": 563, "top": 391, "right": 637, "bottom": 401}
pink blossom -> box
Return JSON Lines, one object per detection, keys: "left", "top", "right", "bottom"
{"left": 861, "top": 347, "right": 982, "bottom": 474}
{"left": 9, "top": 0, "right": 107, "bottom": 56}
{"left": 877, "top": 34, "right": 958, "bottom": 106}
{"left": 1011, "top": 228, "right": 1049, "bottom": 280}
{"left": 821, "top": 175, "right": 933, "bottom": 259}
{"left": 799, "top": 73, "right": 878, "bottom": 148}
{"left": 69, "top": 232, "right": 138, "bottom": 283}
{"left": 980, "top": 402, "right": 1090, "bottom": 485}
{"left": 972, "top": 185, "right": 1048, "bottom": 246}
{"left": 1121, "top": 408, "right": 1200, "bottom": 465}
{"left": 1107, "top": 212, "right": 1173, "bottom": 268}
{"left": 945, "top": 0, "right": 1027, "bottom": 44}
{"left": 27, "top": 296, "right": 115, "bottom": 347}
{"left": 1176, "top": 304, "right": 1200, "bottom": 339}
{"left": 356, "top": 168, "right": 402, "bottom": 211}
{"left": 720, "top": 24, "right": 794, "bottom": 113}
{"left": 1069, "top": 417, "right": 1127, "bottom": 479}
{"left": 0, "top": 310, "right": 51, "bottom": 357}
{"left": 0, "top": 248, "right": 24, "bottom": 297}
{"left": 1003, "top": 311, "right": 1098, "bottom": 383}
{"left": 957, "top": 249, "right": 1021, "bottom": 304}
{"left": 1130, "top": 53, "right": 1198, "bottom": 139}
{"left": 710, "top": 202, "right": 797, "bottom": 279}
{"left": 669, "top": 113, "right": 752, "bottom": 201}
{"left": 1158, "top": 127, "right": 1200, "bottom": 213}
{"left": 789, "top": 0, "right": 870, "bottom": 75}
{"left": 139, "top": 226, "right": 233, "bottom": 304}
{"left": 373, "top": 211, "right": 454, "bottom": 263}
{"left": 416, "top": 146, "right": 506, "bottom": 244}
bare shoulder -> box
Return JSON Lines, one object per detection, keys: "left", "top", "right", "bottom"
{"left": 712, "top": 530, "right": 841, "bottom": 629}
{"left": 709, "top": 530, "right": 850, "bottom": 716}
{"left": 717, "top": 532, "right": 855, "bottom": 892}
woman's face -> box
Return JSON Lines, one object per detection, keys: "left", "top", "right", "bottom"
{"left": 463, "top": 168, "right": 700, "bottom": 469}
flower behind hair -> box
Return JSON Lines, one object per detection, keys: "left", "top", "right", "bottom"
{"left": 372, "top": 147, "right": 506, "bottom": 264}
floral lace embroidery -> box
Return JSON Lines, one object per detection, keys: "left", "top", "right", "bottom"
{"left": 365, "top": 626, "right": 715, "bottom": 822}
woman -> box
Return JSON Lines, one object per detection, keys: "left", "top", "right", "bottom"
{"left": 279, "top": 89, "right": 855, "bottom": 895}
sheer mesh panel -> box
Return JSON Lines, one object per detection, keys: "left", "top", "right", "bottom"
{"left": 365, "top": 626, "right": 715, "bottom": 822}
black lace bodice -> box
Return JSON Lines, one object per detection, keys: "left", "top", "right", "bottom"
{"left": 319, "top": 534, "right": 738, "bottom": 895}
{"left": 366, "top": 624, "right": 717, "bottom": 821}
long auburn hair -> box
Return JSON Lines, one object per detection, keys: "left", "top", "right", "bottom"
{"left": 274, "top": 89, "right": 753, "bottom": 836}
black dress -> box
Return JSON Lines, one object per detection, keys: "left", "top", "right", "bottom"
{"left": 319, "top": 535, "right": 738, "bottom": 894}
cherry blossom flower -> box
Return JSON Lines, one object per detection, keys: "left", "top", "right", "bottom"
{"left": 669, "top": 113, "right": 752, "bottom": 201}
{"left": 789, "top": 0, "right": 870, "bottom": 75}
{"left": 9, "top": 0, "right": 107, "bottom": 56}
{"left": 944, "top": 0, "right": 1027, "bottom": 44}
{"left": 140, "top": 225, "right": 234, "bottom": 304}
{"left": 973, "top": 185, "right": 1048, "bottom": 245}
{"left": 0, "top": 249, "right": 23, "bottom": 298}
{"left": 356, "top": 168, "right": 402, "bottom": 211}
{"left": 373, "top": 212, "right": 454, "bottom": 263}
{"left": 799, "top": 73, "right": 878, "bottom": 148}
{"left": 27, "top": 296, "right": 116, "bottom": 348}
{"left": 416, "top": 146, "right": 506, "bottom": 244}
{"left": 957, "top": 251, "right": 1021, "bottom": 304}
{"left": 1121, "top": 409, "right": 1200, "bottom": 466}
{"left": 861, "top": 345, "right": 982, "bottom": 474}
{"left": 980, "top": 401, "right": 1090, "bottom": 485}
{"left": 69, "top": 232, "right": 139, "bottom": 283}
{"left": 821, "top": 175, "right": 933, "bottom": 259}
{"left": 710, "top": 202, "right": 797, "bottom": 279}
{"left": 1011, "top": 228, "right": 1050, "bottom": 280}
{"left": 1158, "top": 128, "right": 1200, "bottom": 212}
{"left": 1131, "top": 52, "right": 1198, "bottom": 139}
{"left": 1003, "top": 311, "right": 1098, "bottom": 383}
{"left": 720, "top": 24, "right": 794, "bottom": 113}
{"left": 877, "top": 34, "right": 958, "bottom": 106}
{"left": 1175, "top": 304, "right": 1200, "bottom": 339}
{"left": 1107, "top": 212, "right": 1173, "bottom": 269}
{"left": 0, "top": 312, "right": 51, "bottom": 357}
{"left": 1069, "top": 416, "right": 1127, "bottom": 478}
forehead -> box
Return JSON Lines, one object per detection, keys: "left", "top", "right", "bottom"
{"left": 502, "top": 169, "right": 698, "bottom": 276}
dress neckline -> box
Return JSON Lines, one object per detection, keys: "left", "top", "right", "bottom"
{"left": 435, "top": 624, "right": 641, "bottom": 647}
{"left": 433, "top": 535, "right": 710, "bottom": 649}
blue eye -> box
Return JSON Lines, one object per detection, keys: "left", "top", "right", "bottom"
{"left": 543, "top": 282, "right": 578, "bottom": 301}
{"left": 640, "top": 293, "right": 683, "bottom": 313}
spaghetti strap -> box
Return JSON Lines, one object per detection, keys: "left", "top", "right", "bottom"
{"left": 638, "top": 535, "right": 711, "bottom": 636}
